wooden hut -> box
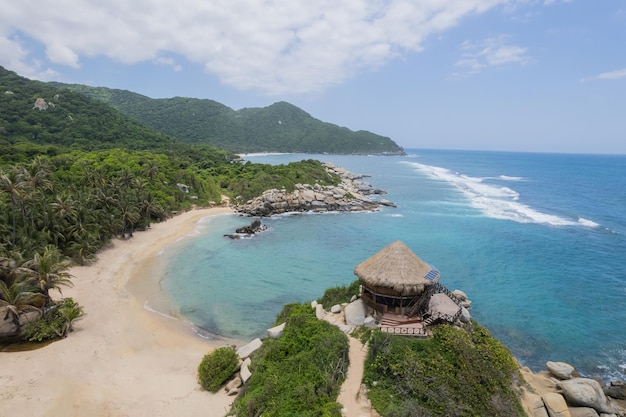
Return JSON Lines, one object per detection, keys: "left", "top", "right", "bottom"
{"left": 354, "top": 240, "right": 440, "bottom": 317}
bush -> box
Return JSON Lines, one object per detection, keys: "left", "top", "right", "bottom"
{"left": 317, "top": 279, "right": 360, "bottom": 308}
{"left": 22, "top": 298, "right": 84, "bottom": 342}
{"left": 363, "top": 322, "right": 526, "bottom": 417}
{"left": 197, "top": 346, "right": 240, "bottom": 392}
{"left": 231, "top": 303, "right": 349, "bottom": 417}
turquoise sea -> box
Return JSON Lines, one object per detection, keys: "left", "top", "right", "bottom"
{"left": 160, "top": 149, "right": 626, "bottom": 380}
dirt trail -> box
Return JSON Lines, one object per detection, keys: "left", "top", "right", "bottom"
{"left": 337, "top": 337, "right": 379, "bottom": 417}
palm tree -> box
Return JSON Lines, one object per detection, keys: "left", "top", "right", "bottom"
{"left": 0, "top": 279, "right": 43, "bottom": 329}
{"left": 25, "top": 157, "right": 54, "bottom": 229}
{"left": 58, "top": 299, "right": 85, "bottom": 335}
{"left": 17, "top": 246, "right": 74, "bottom": 304}
{"left": 0, "top": 167, "right": 26, "bottom": 245}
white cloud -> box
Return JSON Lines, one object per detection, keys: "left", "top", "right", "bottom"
{"left": 455, "top": 35, "right": 530, "bottom": 75}
{"left": 581, "top": 68, "right": 626, "bottom": 82}
{"left": 154, "top": 57, "right": 182, "bottom": 72}
{"left": 597, "top": 68, "right": 626, "bottom": 80}
{"left": 46, "top": 43, "right": 80, "bottom": 68}
{"left": 0, "top": 34, "right": 59, "bottom": 80}
{"left": 0, "top": 0, "right": 509, "bottom": 95}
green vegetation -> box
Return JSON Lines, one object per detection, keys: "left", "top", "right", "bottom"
{"left": 22, "top": 298, "right": 84, "bottom": 342}
{"left": 50, "top": 83, "right": 405, "bottom": 155}
{"left": 0, "top": 65, "right": 345, "bottom": 345}
{"left": 1, "top": 246, "right": 82, "bottom": 341}
{"left": 230, "top": 303, "right": 349, "bottom": 417}
{"left": 363, "top": 322, "right": 526, "bottom": 417}
{"left": 317, "top": 279, "right": 361, "bottom": 307}
{"left": 197, "top": 346, "right": 240, "bottom": 392}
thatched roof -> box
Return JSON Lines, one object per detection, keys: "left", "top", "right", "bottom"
{"left": 354, "top": 240, "right": 439, "bottom": 296}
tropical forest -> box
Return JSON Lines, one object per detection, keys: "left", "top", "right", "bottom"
{"left": 0, "top": 65, "right": 363, "bottom": 342}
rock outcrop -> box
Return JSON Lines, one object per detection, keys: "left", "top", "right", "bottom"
{"left": 522, "top": 361, "right": 625, "bottom": 417}
{"left": 224, "top": 219, "right": 268, "bottom": 238}
{"left": 32, "top": 98, "right": 49, "bottom": 111}
{"left": 234, "top": 163, "right": 395, "bottom": 216}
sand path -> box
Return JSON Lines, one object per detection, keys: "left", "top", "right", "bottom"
{"left": 337, "top": 336, "right": 371, "bottom": 416}
{"left": 0, "top": 208, "right": 239, "bottom": 417}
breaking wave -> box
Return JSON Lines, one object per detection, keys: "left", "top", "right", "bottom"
{"left": 405, "top": 161, "right": 599, "bottom": 228}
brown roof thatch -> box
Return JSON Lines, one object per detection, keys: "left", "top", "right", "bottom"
{"left": 354, "top": 240, "right": 439, "bottom": 296}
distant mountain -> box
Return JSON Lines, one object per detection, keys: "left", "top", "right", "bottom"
{"left": 51, "top": 83, "right": 405, "bottom": 155}
{"left": 0, "top": 67, "right": 176, "bottom": 157}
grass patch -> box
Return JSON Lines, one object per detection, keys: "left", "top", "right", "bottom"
{"left": 230, "top": 303, "right": 349, "bottom": 417}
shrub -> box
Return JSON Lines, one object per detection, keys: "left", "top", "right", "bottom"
{"left": 363, "top": 322, "right": 526, "bottom": 417}
{"left": 22, "top": 298, "right": 84, "bottom": 342}
{"left": 317, "top": 279, "right": 360, "bottom": 308}
{"left": 231, "top": 303, "right": 349, "bottom": 417}
{"left": 197, "top": 346, "right": 239, "bottom": 392}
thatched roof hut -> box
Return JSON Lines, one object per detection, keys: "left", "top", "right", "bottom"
{"left": 354, "top": 240, "right": 439, "bottom": 297}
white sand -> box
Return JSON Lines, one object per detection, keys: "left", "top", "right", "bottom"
{"left": 0, "top": 207, "right": 239, "bottom": 417}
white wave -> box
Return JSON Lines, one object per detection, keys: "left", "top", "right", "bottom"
{"left": 578, "top": 218, "right": 601, "bottom": 228}
{"left": 143, "top": 300, "right": 177, "bottom": 320}
{"left": 406, "top": 161, "right": 599, "bottom": 228}
{"left": 386, "top": 213, "right": 404, "bottom": 218}
{"left": 499, "top": 175, "right": 524, "bottom": 181}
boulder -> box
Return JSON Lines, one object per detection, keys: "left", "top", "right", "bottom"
{"left": 315, "top": 304, "right": 325, "bottom": 320}
{"left": 560, "top": 378, "right": 618, "bottom": 415}
{"left": 330, "top": 304, "right": 342, "bottom": 314}
{"left": 337, "top": 324, "right": 355, "bottom": 334}
{"left": 344, "top": 299, "right": 367, "bottom": 326}
{"left": 451, "top": 289, "right": 468, "bottom": 301}
{"left": 459, "top": 306, "right": 471, "bottom": 324}
{"left": 524, "top": 392, "right": 549, "bottom": 417}
{"left": 236, "top": 338, "right": 263, "bottom": 360}
{"left": 32, "top": 98, "right": 48, "bottom": 110}
{"left": 568, "top": 408, "right": 599, "bottom": 417}
{"left": 604, "top": 381, "right": 626, "bottom": 400}
{"left": 547, "top": 361, "right": 577, "bottom": 380}
{"left": 542, "top": 392, "right": 572, "bottom": 417}
{"left": 311, "top": 300, "right": 318, "bottom": 309}
{"left": 240, "top": 361, "right": 252, "bottom": 384}
{"left": 267, "top": 322, "right": 286, "bottom": 339}
{"left": 225, "top": 375, "right": 242, "bottom": 392}
{"left": 363, "top": 316, "right": 378, "bottom": 329}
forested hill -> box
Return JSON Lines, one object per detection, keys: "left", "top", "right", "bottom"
{"left": 50, "top": 83, "right": 405, "bottom": 155}
{"left": 0, "top": 67, "right": 178, "bottom": 163}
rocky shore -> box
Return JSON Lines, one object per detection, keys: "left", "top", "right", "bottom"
{"left": 233, "top": 163, "right": 396, "bottom": 216}
{"left": 521, "top": 361, "right": 626, "bottom": 417}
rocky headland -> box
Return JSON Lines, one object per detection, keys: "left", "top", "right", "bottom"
{"left": 233, "top": 163, "right": 396, "bottom": 217}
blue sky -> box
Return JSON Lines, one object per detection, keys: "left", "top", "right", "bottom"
{"left": 1, "top": 1, "right": 624, "bottom": 154}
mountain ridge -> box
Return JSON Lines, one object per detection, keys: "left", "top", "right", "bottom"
{"left": 50, "top": 82, "right": 405, "bottom": 155}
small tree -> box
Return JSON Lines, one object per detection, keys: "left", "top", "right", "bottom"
{"left": 197, "top": 346, "right": 240, "bottom": 392}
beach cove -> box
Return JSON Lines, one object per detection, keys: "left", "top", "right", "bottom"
{"left": 0, "top": 207, "right": 238, "bottom": 417}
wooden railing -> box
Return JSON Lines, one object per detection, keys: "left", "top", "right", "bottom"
{"left": 379, "top": 325, "right": 428, "bottom": 338}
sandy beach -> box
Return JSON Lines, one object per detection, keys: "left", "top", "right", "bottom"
{"left": 1, "top": 207, "right": 238, "bottom": 417}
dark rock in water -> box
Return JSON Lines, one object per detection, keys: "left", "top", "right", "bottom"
{"left": 235, "top": 219, "right": 267, "bottom": 234}
{"left": 225, "top": 219, "right": 267, "bottom": 238}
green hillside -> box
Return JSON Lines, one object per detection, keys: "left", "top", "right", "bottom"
{"left": 0, "top": 68, "right": 177, "bottom": 163}
{"left": 0, "top": 66, "right": 340, "bottom": 265}
{"left": 51, "top": 83, "right": 405, "bottom": 155}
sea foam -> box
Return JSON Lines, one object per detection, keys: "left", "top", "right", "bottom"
{"left": 404, "top": 161, "right": 598, "bottom": 228}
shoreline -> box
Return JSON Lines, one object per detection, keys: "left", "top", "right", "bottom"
{"left": 1, "top": 207, "right": 239, "bottom": 417}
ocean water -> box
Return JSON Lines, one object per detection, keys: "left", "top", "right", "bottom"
{"left": 160, "top": 149, "right": 626, "bottom": 380}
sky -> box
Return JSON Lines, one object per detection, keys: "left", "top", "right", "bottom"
{"left": 1, "top": 1, "right": 624, "bottom": 154}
